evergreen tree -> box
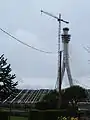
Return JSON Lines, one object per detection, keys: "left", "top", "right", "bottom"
{"left": 0, "top": 54, "right": 18, "bottom": 101}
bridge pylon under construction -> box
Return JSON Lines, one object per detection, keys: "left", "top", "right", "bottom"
{"left": 56, "top": 27, "right": 73, "bottom": 90}
{"left": 61, "top": 27, "right": 73, "bottom": 86}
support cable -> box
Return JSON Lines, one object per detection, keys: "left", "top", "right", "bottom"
{"left": 0, "top": 28, "right": 54, "bottom": 54}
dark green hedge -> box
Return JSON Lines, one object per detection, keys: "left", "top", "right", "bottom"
{"left": 28, "top": 109, "right": 79, "bottom": 120}
{"left": 0, "top": 111, "right": 8, "bottom": 120}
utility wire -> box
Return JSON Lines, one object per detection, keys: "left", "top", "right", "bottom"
{"left": 83, "top": 46, "right": 90, "bottom": 53}
{"left": 0, "top": 28, "right": 55, "bottom": 54}
{"left": 55, "top": 78, "right": 90, "bottom": 89}
{"left": 68, "top": 48, "right": 90, "bottom": 88}
{"left": 74, "top": 79, "right": 90, "bottom": 100}
{"left": 74, "top": 79, "right": 90, "bottom": 89}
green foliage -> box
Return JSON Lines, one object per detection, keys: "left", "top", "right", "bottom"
{"left": 35, "top": 85, "right": 88, "bottom": 110}
{"left": 0, "top": 111, "right": 8, "bottom": 120}
{"left": 10, "top": 116, "right": 28, "bottom": 120}
{"left": 61, "top": 85, "right": 87, "bottom": 109}
{"left": 43, "top": 90, "right": 59, "bottom": 102}
{"left": 29, "top": 110, "right": 78, "bottom": 120}
{"left": 0, "top": 54, "right": 18, "bottom": 101}
{"left": 62, "top": 85, "right": 87, "bottom": 103}
{"left": 35, "top": 90, "right": 59, "bottom": 109}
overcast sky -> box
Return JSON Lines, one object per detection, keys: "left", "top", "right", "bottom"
{"left": 0, "top": 0, "right": 90, "bottom": 89}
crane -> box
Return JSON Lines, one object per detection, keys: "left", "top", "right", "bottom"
{"left": 41, "top": 10, "right": 69, "bottom": 23}
{"left": 41, "top": 9, "right": 69, "bottom": 89}
{"left": 41, "top": 10, "right": 69, "bottom": 108}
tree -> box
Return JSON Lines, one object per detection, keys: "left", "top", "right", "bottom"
{"left": 35, "top": 85, "right": 88, "bottom": 110}
{"left": 61, "top": 85, "right": 88, "bottom": 109}
{"left": 35, "top": 90, "right": 59, "bottom": 110}
{"left": 0, "top": 54, "right": 18, "bottom": 101}
{"left": 62, "top": 85, "right": 87, "bottom": 102}
{"left": 35, "top": 90, "right": 60, "bottom": 110}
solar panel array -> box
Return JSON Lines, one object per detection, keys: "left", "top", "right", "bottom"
{"left": 2, "top": 89, "right": 53, "bottom": 104}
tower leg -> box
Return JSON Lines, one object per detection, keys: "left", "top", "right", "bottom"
{"left": 66, "top": 61, "right": 73, "bottom": 86}
{"left": 65, "top": 42, "right": 73, "bottom": 86}
{"left": 61, "top": 61, "right": 65, "bottom": 84}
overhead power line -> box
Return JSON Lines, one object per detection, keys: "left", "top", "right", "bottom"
{"left": 74, "top": 79, "right": 90, "bottom": 89}
{"left": 0, "top": 28, "right": 54, "bottom": 54}
{"left": 83, "top": 46, "right": 90, "bottom": 53}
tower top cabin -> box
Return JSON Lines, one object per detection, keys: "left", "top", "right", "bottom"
{"left": 62, "top": 27, "right": 71, "bottom": 43}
